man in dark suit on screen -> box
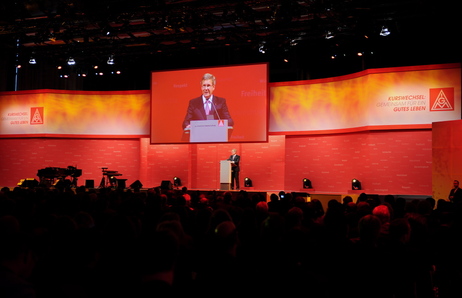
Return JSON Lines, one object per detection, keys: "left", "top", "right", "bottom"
{"left": 182, "top": 73, "right": 234, "bottom": 129}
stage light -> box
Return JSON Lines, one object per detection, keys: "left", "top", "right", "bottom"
{"left": 325, "top": 31, "right": 334, "bottom": 39}
{"left": 352, "top": 178, "right": 362, "bottom": 190}
{"left": 258, "top": 41, "right": 267, "bottom": 54}
{"left": 161, "top": 180, "right": 173, "bottom": 190}
{"left": 173, "top": 176, "right": 182, "bottom": 187}
{"left": 29, "top": 58, "right": 37, "bottom": 64}
{"left": 130, "top": 180, "right": 143, "bottom": 189}
{"left": 107, "top": 55, "right": 115, "bottom": 65}
{"left": 109, "top": 176, "right": 118, "bottom": 186}
{"left": 380, "top": 26, "right": 391, "bottom": 37}
{"left": 67, "top": 57, "right": 76, "bottom": 65}
{"left": 303, "top": 178, "right": 312, "bottom": 189}
{"left": 244, "top": 177, "right": 252, "bottom": 187}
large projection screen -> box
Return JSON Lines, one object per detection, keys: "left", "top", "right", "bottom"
{"left": 150, "top": 63, "right": 268, "bottom": 144}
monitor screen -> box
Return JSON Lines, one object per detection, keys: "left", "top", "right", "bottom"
{"left": 150, "top": 63, "right": 268, "bottom": 144}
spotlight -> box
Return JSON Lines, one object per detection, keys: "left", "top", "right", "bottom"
{"left": 109, "top": 176, "right": 118, "bottom": 187}
{"left": 160, "top": 180, "right": 173, "bottom": 190}
{"left": 380, "top": 26, "right": 391, "bottom": 37}
{"left": 244, "top": 177, "right": 252, "bottom": 187}
{"left": 303, "top": 178, "right": 312, "bottom": 189}
{"left": 29, "top": 58, "right": 37, "bottom": 64}
{"left": 107, "top": 55, "right": 115, "bottom": 65}
{"left": 67, "top": 57, "right": 76, "bottom": 65}
{"left": 130, "top": 180, "right": 143, "bottom": 189}
{"left": 352, "top": 179, "right": 362, "bottom": 190}
{"left": 258, "top": 41, "right": 267, "bottom": 54}
{"left": 325, "top": 31, "right": 334, "bottom": 39}
{"left": 173, "top": 176, "right": 182, "bottom": 187}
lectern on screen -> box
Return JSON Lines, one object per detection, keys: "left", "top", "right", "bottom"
{"left": 150, "top": 63, "right": 268, "bottom": 144}
{"left": 189, "top": 120, "right": 228, "bottom": 143}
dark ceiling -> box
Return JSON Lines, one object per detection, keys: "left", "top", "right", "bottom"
{"left": 0, "top": 0, "right": 460, "bottom": 90}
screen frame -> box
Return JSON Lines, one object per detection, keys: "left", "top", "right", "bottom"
{"left": 150, "top": 63, "right": 269, "bottom": 144}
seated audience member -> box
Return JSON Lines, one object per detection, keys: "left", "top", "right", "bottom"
{"left": 156, "top": 219, "right": 195, "bottom": 291}
{"left": 255, "top": 200, "right": 269, "bottom": 222}
{"left": 267, "top": 193, "right": 281, "bottom": 214}
{"left": 134, "top": 230, "right": 180, "bottom": 297}
{"left": 342, "top": 195, "right": 353, "bottom": 207}
{"left": 383, "top": 217, "right": 417, "bottom": 298}
{"left": 349, "top": 214, "right": 389, "bottom": 298}
{"left": 372, "top": 204, "right": 392, "bottom": 245}
{"left": 194, "top": 221, "right": 253, "bottom": 295}
{"left": 0, "top": 227, "right": 37, "bottom": 298}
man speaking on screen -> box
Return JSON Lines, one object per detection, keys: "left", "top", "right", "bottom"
{"left": 182, "top": 73, "right": 234, "bottom": 130}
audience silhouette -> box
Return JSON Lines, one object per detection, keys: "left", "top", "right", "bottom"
{"left": 1, "top": 185, "right": 461, "bottom": 298}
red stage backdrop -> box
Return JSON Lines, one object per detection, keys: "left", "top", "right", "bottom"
{"left": 270, "top": 63, "right": 460, "bottom": 134}
{"left": 0, "top": 89, "right": 150, "bottom": 138}
{"left": 432, "top": 120, "right": 462, "bottom": 200}
{"left": 0, "top": 63, "right": 460, "bottom": 198}
{"left": 0, "top": 132, "right": 432, "bottom": 195}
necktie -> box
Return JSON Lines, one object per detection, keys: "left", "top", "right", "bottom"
{"left": 205, "top": 100, "right": 210, "bottom": 115}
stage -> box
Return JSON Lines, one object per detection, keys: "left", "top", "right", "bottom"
{"left": 6, "top": 182, "right": 432, "bottom": 212}
{"left": 95, "top": 186, "right": 432, "bottom": 211}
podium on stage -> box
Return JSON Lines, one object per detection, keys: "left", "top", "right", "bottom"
{"left": 183, "top": 120, "right": 233, "bottom": 142}
{"left": 220, "top": 160, "right": 232, "bottom": 190}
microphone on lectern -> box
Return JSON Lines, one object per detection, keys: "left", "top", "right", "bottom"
{"left": 211, "top": 100, "right": 221, "bottom": 121}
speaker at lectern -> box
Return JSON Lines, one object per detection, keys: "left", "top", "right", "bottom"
{"left": 190, "top": 119, "right": 229, "bottom": 142}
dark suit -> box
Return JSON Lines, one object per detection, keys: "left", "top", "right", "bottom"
{"left": 228, "top": 154, "right": 240, "bottom": 189}
{"left": 449, "top": 187, "right": 462, "bottom": 204}
{"left": 182, "top": 95, "right": 234, "bottom": 129}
